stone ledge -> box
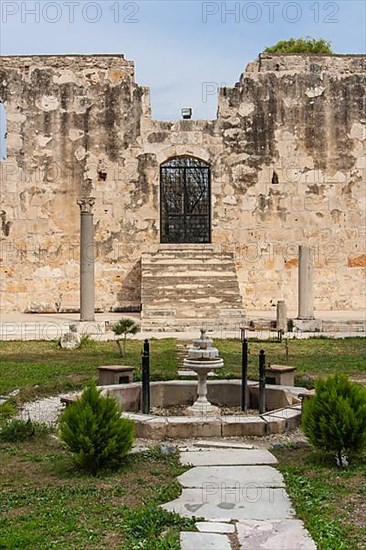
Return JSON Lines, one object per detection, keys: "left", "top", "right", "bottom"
{"left": 121, "top": 407, "right": 298, "bottom": 439}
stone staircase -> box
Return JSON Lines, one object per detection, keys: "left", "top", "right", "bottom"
{"left": 141, "top": 245, "right": 245, "bottom": 331}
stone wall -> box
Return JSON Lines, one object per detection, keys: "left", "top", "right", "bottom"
{"left": 0, "top": 53, "right": 365, "bottom": 313}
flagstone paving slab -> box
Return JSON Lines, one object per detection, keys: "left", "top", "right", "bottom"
{"left": 178, "top": 465, "right": 286, "bottom": 488}
{"left": 180, "top": 448, "right": 277, "bottom": 466}
{"left": 195, "top": 522, "right": 236, "bottom": 534}
{"left": 237, "top": 519, "right": 317, "bottom": 549}
{"left": 161, "top": 444, "right": 316, "bottom": 549}
{"left": 163, "top": 487, "right": 294, "bottom": 521}
{"left": 180, "top": 531, "right": 232, "bottom": 549}
{"left": 193, "top": 440, "right": 255, "bottom": 450}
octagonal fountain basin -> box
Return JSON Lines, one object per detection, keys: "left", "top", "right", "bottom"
{"left": 100, "top": 380, "right": 305, "bottom": 439}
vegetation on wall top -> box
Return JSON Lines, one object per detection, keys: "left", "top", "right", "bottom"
{"left": 265, "top": 37, "right": 334, "bottom": 54}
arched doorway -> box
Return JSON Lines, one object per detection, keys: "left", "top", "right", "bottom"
{"left": 160, "top": 156, "right": 211, "bottom": 243}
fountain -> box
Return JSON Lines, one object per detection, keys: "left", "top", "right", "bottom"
{"left": 184, "top": 329, "right": 224, "bottom": 416}
{"left": 90, "top": 329, "right": 306, "bottom": 439}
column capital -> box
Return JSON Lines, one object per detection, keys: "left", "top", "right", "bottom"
{"left": 77, "top": 197, "right": 95, "bottom": 214}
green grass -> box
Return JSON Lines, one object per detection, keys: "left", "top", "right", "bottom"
{"left": 0, "top": 339, "right": 179, "bottom": 402}
{"left": 0, "top": 337, "right": 365, "bottom": 402}
{"left": 272, "top": 443, "right": 366, "bottom": 550}
{"left": 0, "top": 437, "right": 196, "bottom": 549}
{"left": 216, "top": 337, "right": 366, "bottom": 383}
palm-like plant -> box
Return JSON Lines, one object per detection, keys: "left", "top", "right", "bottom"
{"left": 112, "top": 318, "right": 140, "bottom": 357}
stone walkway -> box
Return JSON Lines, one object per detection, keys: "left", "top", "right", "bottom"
{"left": 162, "top": 442, "right": 316, "bottom": 549}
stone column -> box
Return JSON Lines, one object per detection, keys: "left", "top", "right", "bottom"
{"left": 77, "top": 197, "right": 96, "bottom": 322}
{"left": 298, "top": 246, "right": 314, "bottom": 319}
{"left": 276, "top": 300, "right": 287, "bottom": 332}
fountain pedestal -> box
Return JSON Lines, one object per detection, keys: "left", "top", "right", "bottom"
{"left": 183, "top": 329, "right": 224, "bottom": 417}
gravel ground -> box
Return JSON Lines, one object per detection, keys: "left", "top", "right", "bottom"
{"left": 17, "top": 393, "right": 80, "bottom": 427}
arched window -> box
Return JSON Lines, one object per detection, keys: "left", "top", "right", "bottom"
{"left": 0, "top": 103, "right": 7, "bottom": 160}
{"left": 160, "top": 156, "right": 211, "bottom": 244}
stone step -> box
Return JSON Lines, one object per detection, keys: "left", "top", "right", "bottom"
{"left": 142, "top": 254, "right": 235, "bottom": 262}
{"left": 142, "top": 309, "right": 245, "bottom": 319}
{"left": 141, "top": 249, "right": 236, "bottom": 259}
{"left": 143, "top": 269, "right": 237, "bottom": 277}
{"left": 141, "top": 319, "right": 245, "bottom": 332}
{"left": 142, "top": 294, "right": 243, "bottom": 304}
{"left": 141, "top": 248, "right": 243, "bottom": 332}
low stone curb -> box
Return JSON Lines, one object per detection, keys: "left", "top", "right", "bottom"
{"left": 122, "top": 406, "right": 302, "bottom": 439}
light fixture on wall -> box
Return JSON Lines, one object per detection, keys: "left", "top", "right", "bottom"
{"left": 181, "top": 108, "right": 192, "bottom": 120}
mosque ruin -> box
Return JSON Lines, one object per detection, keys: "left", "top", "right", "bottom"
{"left": 0, "top": 53, "right": 365, "bottom": 329}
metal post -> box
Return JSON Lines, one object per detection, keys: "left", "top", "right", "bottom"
{"left": 259, "top": 349, "right": 266, "bottom": 415}
{"left": 241, "top": 338, "right": 248, "bottom": 413}
{"left": 141, "top": 339, "right": 150, "bottom": 414}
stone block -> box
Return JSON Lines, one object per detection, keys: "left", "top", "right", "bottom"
{"left": 180, "top": 449, "right": 277, "bottom": 467}
{"left": 195, "top": 522, "right": 235, "bottom": 534}
{"left": 178, "top": 465, "right": 286, "bottom": 489}
{"left": 180, "top": 532, "right": 231, "bottom": 550}
{"left": 237, "top": 519, "right": 316, "bottom": 549}
{"left": 163, "top": 487, "right": 293, "bottom": 521}
{"left": 98, "top": 365, "right": 135, "bottom": 385}
{"left": 265, "top": 365, "right": 296, "bottom": 387}
{"left": 221, "top": 416, "right": 266, "bottom": 437}
{"left": 293, "top": 319, "right": 322, "bottom": 332}
{"left": 261, "top": 416, "right": 286, "bottom": 435}
{"left": 137, "top": 417, "right": 168, "bottom": 439}
{"left": 263, "top": 407, "right": 302, "bottom": 430}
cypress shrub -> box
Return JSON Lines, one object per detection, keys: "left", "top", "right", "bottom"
{"left": 59, "top": 384, "right": 134, "bottom": 474}
{"left": 302, "top": 374, "right": 366, "bottom": 466}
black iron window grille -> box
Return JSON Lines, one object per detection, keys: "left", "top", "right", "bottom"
{"left": 160, "top": 156, "right": 211, "bottom": 244}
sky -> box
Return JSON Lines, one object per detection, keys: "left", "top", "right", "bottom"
{"left": 0, "top": 0, "right": 365, "bottom": 134}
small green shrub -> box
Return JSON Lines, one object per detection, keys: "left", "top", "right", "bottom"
{"left": 0, "top": 400, "right": 17, "bottom": 427}
{"left": 112, "top": 318, "right": 140, "bottom": 357}
{"left": 59, "top": 384, "right": 135, "bottom": 474}
{"left": 265, "top": 37, "right": 333, "bottom": 54}
{"left": 302, "top": 374, "right": 366, "bottom": 466}
{"left": 0, "top": 418, "right": 50, "bottom": 442}
{"left": 77, "top": 333, "right": 98, "bottom": 350}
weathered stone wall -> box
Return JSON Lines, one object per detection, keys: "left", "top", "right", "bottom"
{"left": 0, "top": 53, "right": 365, "bottom": 313}
{"left": 216, "top": 54, "right": 366, "bottom": 311}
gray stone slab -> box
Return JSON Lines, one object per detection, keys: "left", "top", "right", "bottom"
{"left": 180, "top": 531, "right": 231, "bottom": 549}
{"left": 162, "top": 487, "right": 294, "bottom": 521}
{"left": 195, "top": 522, "right": 235, "bottom": 534}
{"left": 180, "top": 448, "right": 277, "bottom": 466}
{"left": 193, "top": 440, "right": 255, "bottom": 450}
{"left": 263, "top": 408, "right": 302, "bottom": 420}
{"left": 237, "top": 519, "right": 316, "bottom": 549}
{"left": 178, "top": 465, "right": 286, "bottom": 488}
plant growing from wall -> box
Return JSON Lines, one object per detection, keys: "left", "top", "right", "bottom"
{"left": 265, "top": 38, "right": 333, "bottom": 54}
{"left": 59, "top": 384, "right": 134, "bottom": 475}
{"left": 112, "top": 318, "right": 140, "bottom": 357}
{"left": 302, "top": 374, "right": 366, "bottom": 467}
